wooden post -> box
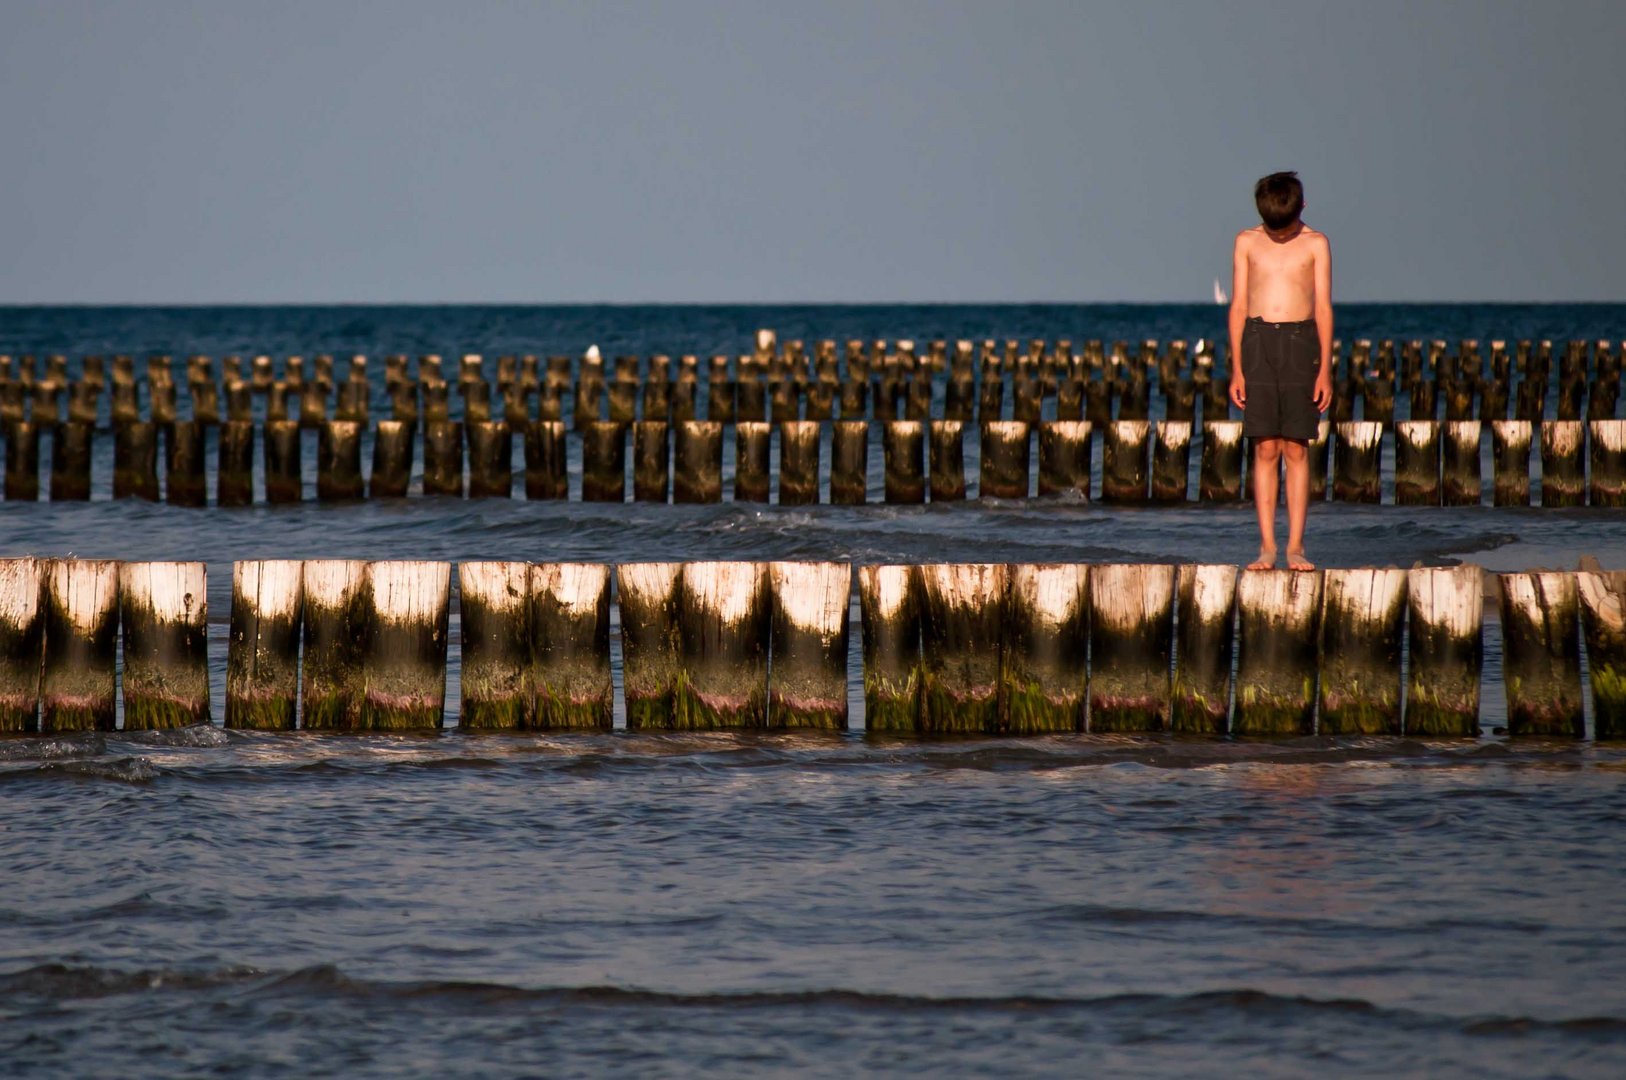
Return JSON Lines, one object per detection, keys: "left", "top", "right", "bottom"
{"left": 707, "top": 379, "right": 736, "bottom": 423}
{"left": 673, "top": 420, "right": 722, "bottom": 503}
{"left": 1150, "top": 420, "right": 1191, "bottom": 502}
{"left": 838, "top": 379, "right": 868, "bottom": 421}
{"left": 616, "top": 562, "right": 682, "bottom": 728}
{"left": 1579, "top": 570, "right": 1626, "bottom": 739}
{"left": 1394, "top": 420, "right": 1440, "bottom": 505}
{"left": 918, "top": 563, "right": 1006, "bottom": 734}
{"left": 858, "top": 565, "right": 921, "bottom": 734}
{"left": 1588, "top": 420, "right": 1626, "bottom": 507}
{"left": 883, "top": 420, "right": 925, "bottom": 503}
{"left": 734, "top": 421, "right": 771, "bottom": 503}
{"left": 1332, "top": 421, "right": 1383, "bottom": 503}
{"left": 578, "top": 421, "right": 626, "bottom": 502}
{"left": 465, "top": 420, "right": 513, "bottom": 498}
{"left": 1498, "top": 572, "right": 1583, "bottom": 737}
{"left": 49, "top": 421, "right": 93, "bottom": 501}
{"left": 300, "top": 560, "right": 368, "bottom": 730}
{"left": 1037, "top": 420, "right": 1091, "bottom": 498}
{"left": 1199, "top": 421, "right": 1244, "bottom": 502}
{"left": 1232, "top": 569, "right": 1322, "bottom": 736}
{"left": 928, "top": 420, "right": 966, "bottom": 501}
{"left": 1003, "top": 563, "right": 1088, "bottom": 733}
{"left": 767, "top": 561, "right": 850, "bottom": 729}
{"left": 369, "top": 419, "right": 414, "bottom": 498}
{"left": 458, "top": 561, "right": 531, "bottom": 729}
{"left": 830, "top": 420, "right": 869, "bottom": 504}
{"left": 675, "top": 562, "right": 769, "bottom": 728}
{"left": 1102, "top": 420, "right": 1150, "bottom": 503}
{"left": 1405, "top": 565, "right": 1483, "bottom": 737}
{"left": 633, "top": 420, "right": 670, "bottom": 502}
{"left": 1441, "top": 420, "right": 1482, "bottom": 505}
{"left": 0, "top": 558, "right": 43, "bottom": 731}
{"left": 361, "top": 560, "right": 451, "bottom": 730}
{"left": 736, "top": 379, "right": 767, "bottom": 423}
{"left": 226, "top": 559, "right": 302, "bottom": 730}
{"left": 1540, "top": 421, "right": 1585, "bottom": 507}
{"left": 778, "top": 420, "right": 820, "bottom": 505}
{"left": 4, "top": 421, "right": 40, "bottom": 500}
{"left": 1171, "top": 564, "right": 1236, "bottom": 734}
{"left": 262, "top": 420, "right": 302, "bottom": 503}
{"left": 1491, "top": 420, "right": 1532, "bottom": 506}
{"left": 1087, "top": 564, "right": 1174, "bottom": 731}
{"left": 216, "top": 420, "right": 254, "bottom": 506}
{"left": 39, "top": 559, "right": 119, "bottom": 733}
{"left": 531, "top": 562, "right": 613, "bottom": 728}
{"left": 979, "top": 420, "right": 1030, "bottom": 499}
{"left": 1317, "top": 568, "right": 1406, "bottom": 735}
{"left": 315, "top": 420, "right": 364, "bottom": 501}
{"left": 523, "top": 420, "right": 568, "bottom": 500}
{"left": 423, "top": 419, "right": 465, "bottom": 497}
{"left": 119, "top": 561, "right": 209, "bottom": 729}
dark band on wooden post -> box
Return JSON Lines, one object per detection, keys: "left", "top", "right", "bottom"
{"left": 673, "top": 420, "right": 723, "bottom": 504}
{"left": 226, "top": 559, "right": 303, "bottom": 730}
{"left": 458, "top": 561, "right": 532, "bottom": 729}
{"left": 119, "top": 561, "right": 209, "bottom": 730}
{"left": 369, "top": 419, "right": 414, "bottom": 498}
{"left": 1087, "top": 563, "right": 1174, "bottom": 731}
{"left": 1588, "top": 420, "right": 1626, "bottom": 507}
{"left": 830, "top": 420, "right": 869, "bottom": 504}
{"left": 883, "top": 421, "right": 925, "bottom": 504}
{"left": 633, "top": 420, "right": 670, "bottom": 502}
{"left": 1333, "top": 422, "right": 1383, "bottom": 503}
{"left": 734, "top": 422, "right": 771, "bottom": 503}
{"left": 1037, "top": 420, "right": 1091, "bottom": 498}
{"left": 523, "top": 420, "right": 568, "bottom": 500}
{"left": 1405, "top": 566, "right": 1483, "bottom": 736}
{"left": 0, "top": 558, "right": 43, "bottom": 731}
{"left": 929, "top": 420, "right": 966, "bottom": 501}
{"left": 1540, "top": 421, "right": 1585, "bottom": 507}
{"left": 1442, "top": 421, "right": 1482, "bottom": 506}
{"left": 616, "top": 563, "right": 682, "bottom": 729}
{"left": 39, "top": 559, "right": 119, "bottom": 733}
{"left": 859, "top": 565, "right": 921, "bottom": 734}
{"left": 1171, "top": 564, "right": 1237, "bottom": 734}
{"left": 778, "top": 420, "right": 820, "bottom": 506}
{"left": 263, "top": 420, "right": 302, "bottom": 503}
{"left": 767, "top": 561, "right": 851, "bottom": 729}
{"left": 918, "top": 563, "right": 1007, "bottom": 734}
{"left": 1003, "top": 563, "right": 1088, "bottom": 733}
{"left": 1101, "top": 420, "right": 1150, "bottom": 503}
{"left": 1232, "top": 570, "right": 1322, "bottom": 736}
{"left": 465, "top": 420, "right": 513, "bottom": 498}
{"left": 1199, "top": 421, "right": 1245, "bottom": 502}
{"left": 1497, "top": 571, "right": 1583, "bottom": 737}
{"left": 674, "top": 562, "right": 769, "bottom": 728}
{"left": 316, "top": 420, "right": 364, "bottom": 501}
{"left": 216, "top": 420, "right": 254, "bottom": 506}
{"left": 423, "top": 419, "right": 465, "bottom": 497}
{"left": 530, "top": 562, "right": 612, "bottom": 728}
{"left": 1579, "top": 570, "right": 1626, "bottom": 739}
{"left": 361, "top": 560, "right": 451, "bottom": 730}
{"left": 979, "top": 420, "right": 1031, "bottom": 499}
{"left": 300, "top": 560, "right": 369, "bottom": 730}
{"left": 1317, "top": 568, "right": 1406, "bottom": 735}
{"left": 1491, "top": 420, "right": 1532, "bottom": 506}
{"left": 1150, "top": 421, "right": 1191, "bottom": 502}
{"left": 1394, "top": 420, "right": 1440, "bottom": 505}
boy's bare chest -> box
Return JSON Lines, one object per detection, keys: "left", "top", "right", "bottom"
{"left": 1248, "top": 243, "right": 1314, "bottom": 282}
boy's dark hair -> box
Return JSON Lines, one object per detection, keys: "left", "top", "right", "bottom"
{"left": 1254, "top": 171, "right": 1304, "bottom": 230}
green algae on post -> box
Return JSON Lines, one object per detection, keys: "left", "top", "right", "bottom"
{"left": 767, "top": 561, "right": 851, "bottom": 730}
{"left": 1037, "top": 420, "right": 1091, "bottom": 498}
{"left": 616, "top": 562, "right": 682, "bottom": 729}
{"left": 299, "top": 560, "right": 369, "bottom": 730}
{"left": 458, "top": 561, "right": 532, "bottom": 730}
{"left": 523, "top": 420, "right": 568, "bottom": 499}
{"left": 465, "top": 420, "right": 513, "bottom": 498}
{"left": 734, "top": 422, "right": 771, "bottom": 503}
{"left": 226, "top": 559, "right": 303, "bottom": 731}
{"left": 918, "top": 563, "right": 1007, "bottom": 734}
{"left": 40, "top": 559, "right": 119, "bottom": 733}
{"left": 1578, "top": 569, "right": 1626, "bottom": 739}
{"left": 1003, "top": 563, "right": 1088, "bottom": 734}
{"left": 1588, "top": 420, "right": 1626, "bottom": 507}
{"left": 422, "top": 419, "right": 465, "bottom": 496}
{"left": 883, "top": 421, "right": 925, "bottom": 504}
{"left": 1199, "top": 420, "right": 1244, "bottom": 502}
{"left": 859, "top": 565, "right": 921, "bottom": 734}
{"left": 978, "top": 420, "right": 1030, "bottom": 499}
{"left": 530, "top": 562, "right": 612, "bottom": 729}
{"left": 830, "top": 420, "right": 869, "bottom": 504}
{"left": 1332, "top": 421, "right": 1383, "bottom": 503}
{"left": 1171, "top": 563, "right": 1237, "bottom": 734}
{"left": 1404, "top": 565, "right": 1483, "bottom": 736}
{"left": 633, "top": 420, "right": 670, "bottom": 502}
{"left": 1491, "top": 420, "right": 1532, "bottom": 506}
{"left": 361, "top": 560, "right": 451, "bottom": 731}
{"left": 1317, "top": 568, "right": 1406, "bottom": 735}
{"left": 316, "top": 420, "right": 364, "bottom": 501}
{"left": 1087, "top": 563, "right": 1174, "bottom": 731}
{"left": 0, "top": 558, "right": 44, "bottom": 731}
{"left": 675, "top": 562, "right": 769, "bottom": 728}
{"left": 120, "top": 561, "right": 209, "bottom": 730}
{"left": 1539, "top": 421, "right": 1585, "bottom": 507}
{"left": 50, "top": 421, "right": 93, "bottom": 501}
{"left": 369, "top": 419, "right": 414, "bottom": 498}
{"left": 1498, "top": 571, "right": 1583, "bottom": 737}
{"left": 673, "top": 420, "right": 722, "bottom": 504}
{"left": 1233, "top": 569, "right": 1322, "bottom": 736}
{"left": 1393, "top": 420, "right": 1440, "bottom": 506}
{"left": 1441, "top": 421, "right": 1483, "bottom": 506}
{"left": 1151, "top": 421, "right": 1192, "bottom": 502}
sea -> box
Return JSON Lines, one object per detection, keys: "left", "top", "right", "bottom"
{"left": 2, "top": 304, "right": 1625, "bottom": 1078}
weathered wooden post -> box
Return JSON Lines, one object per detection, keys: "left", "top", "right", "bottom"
{"left": 929, "top": 420, "right": 967, "bottom": 501}
{"left": 39, "top": 559, "right": 119, "bottom": 732}
{"left": 778, "top": 420, "right": 820, "bottom": 505}
{"left": 1306, "top": 422, "right": 1331, "bottom": 501}
{"left": 423, "top": 419, "right": 465, "bottom": 497}
{"left": 1491, "top": 420, "right": 1532, "bottom": 506}
{"left": 299, "top": 560, "right": 368, "bottom": 730}
{"left": 1540, "top": 421, "right": 1585, "bottom": 507}
{"left": 1332, "top": 421, "right": 1383, "bottom": 502}
{"left": 315, "top": 420, "right": 364, "bottom": 501}
{"left": 4, "top": 421, "right": 40, "bottom": 501}
{"left": 616, "top": 563, "right": 682, "bottom": 728}
{"left": 767, "top": 561, "right": 850, "bottom": 729}
{"left": 1102, "top": 420, "right": 1150, "bottom": 503}
{"left": 1087, "top": 563, "right": 1174, "bottom": 731}
{"left": 1232, "top": 570, "right": 1322, "bottom": 736}
{"left": 1171, "top": 564, "right": 1237, "bottom": 734}
{"left": 707, "top": 379, "right": 736, "bottom": 424}
{"left": 263, "top": 420, "right": 302, "bottom": 503}
{"left": 674, "top": 562, "right": 769, "bottom": 728}
{"left": 736, "top": 379, "right": 767, "bottom": 424}
{"left": 734, "top": 421, "right": 771, "bottom": 503}
{"left": 1394, "top": 420, "right": 1440, "bottom": 505}
{"left": 917, "top": 563, "right": 1006, "bottom": 733}
{"left": 215, "top": 420, "right": 254, "bottom": 506}
{"left": 838, "top": 379, "right": 868, "bottom": 421}
{"left": 1498, "top": 572, "right": 1583, "bottom": 737}
{"left": 225, "top": 560, "right": 302, "bottom": 730}
{"left": 1150, "top": 420, "right": 1192, "bottom": 502}
{"left": 1404, "top": 565, "right": 1483, "bottom": 736}
{"left": 1588, "top": 420, "right": 1626, "bottom": 506}
{"left": 1002, "top": 563, "right": 1088, "bottom": 733}
{"left": 48, "top": 421, "right": 93, "bottom": 501}
{"left": 119, "top": 561, "right": 209, "bottom": 729}
{"left": 1199, "top": 421, "right": 1245, "bottom": 502}
{"left": 858, "top": 565, "right": 920, "bottom": 733}
{"left": 530, "top": 562, "right": 613, "bottom": 728}
{"left": 1317, "top": 568, "right": 1406, "bottom": 735}
{"left": 1579, "top": 569, "right": 1626, "bottom": 739}
{"left": 830, "top": 420, "right": 869, "bottom": 504}
{"left": 979, "top": 420, "right": 1030, "bottom": 499}
{"left": 0, "top": 558, "right": 43, "bottom": 731}
{"left": 367, "top": 419, "right": 413, "bottom": 498}
{"left": 883, "top": 420, "right": 925, "bottom": 504}
{"left": 359, "top": 560, "right": 450, "bottom": 730}
{"left": 465, "top": 420, "right": 512, "bottom": 498}
{"left": 1441, "top": 420, "right": 1482, "bottom": 505}
{"left": 458, "top": 561, "right": 531, "bottom": 729}
{"left": 633, "top": 420, "right": 670, "bottom": 502}
{"left": 1037, "top": 420, "right": 1091, "bottom": 498}
{"left": 523, "top": 420, "right": 568, "bottom": 500}
{"left": 673, "top": 420, "right": 722, "bottom": 503}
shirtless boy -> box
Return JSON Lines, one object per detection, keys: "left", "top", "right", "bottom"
{"left": 1229, "top": 171, "right": 1333, "bottom": 571}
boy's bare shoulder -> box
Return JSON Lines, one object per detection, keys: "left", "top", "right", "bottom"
{"left": 1234, "top": 226, "right": 1264, "bottom": 247}
{"left": 1300, "top": 224, "right": 1330, "bottom": 250}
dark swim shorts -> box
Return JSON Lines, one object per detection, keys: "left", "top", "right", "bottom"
{"left": 1240, "top": 316, "right": 1321, "bottom": 441}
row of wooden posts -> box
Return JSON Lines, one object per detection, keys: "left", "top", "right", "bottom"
{"left": 3, "top": 417, "right": 1624, "bottom": 507}
{"left": 2, "top": 557, "right": 1623, "bottom": 738}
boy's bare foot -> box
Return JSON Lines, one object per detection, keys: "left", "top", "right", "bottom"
{"left": 1287, "top": 549, "right": 1315, "bottom": 571}
{"left": 1247, "top": 548, "right": 1277, "bottom": 570}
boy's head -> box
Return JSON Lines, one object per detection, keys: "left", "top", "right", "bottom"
{"left": 1254, "top": 171, "right": 1304, "bottom": 230}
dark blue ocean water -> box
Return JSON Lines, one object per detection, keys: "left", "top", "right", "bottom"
{"left": 3, "top": 305, "right": 1626, "bottom": 1078}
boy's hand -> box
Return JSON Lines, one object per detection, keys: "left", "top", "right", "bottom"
{"left": 1313, "top": 372, "right": 1333, "bottom": 413}
{"left": 1230, "top": 374, "right": 1246, "bottom": 410}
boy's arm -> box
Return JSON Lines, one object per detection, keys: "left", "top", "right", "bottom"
{"left": 1313, "top": 234, "right": 1333, "bottom": 411}
{"left": 1228, "top": 235, "right": 1248, "bottom": 407}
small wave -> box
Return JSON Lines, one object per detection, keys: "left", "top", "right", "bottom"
{"left": 5, "top": 756, "right": 160, "bottom": 783}
{"left": 117, "top": 724, "right": 231, "bottom": 749}
{"left": 0, "top": 733, "right": 106, "bottom": 762}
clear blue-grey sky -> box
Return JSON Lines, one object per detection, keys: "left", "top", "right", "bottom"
{"left": 2, "top": 0, "right": 1623, "bottom": 304}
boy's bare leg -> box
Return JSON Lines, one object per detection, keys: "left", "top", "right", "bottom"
{"left": 1282, "top": 439, "right": 1314, "bottom": 570}
{"left": 1250, "top": 438, "right": 1281, "bottom": 569}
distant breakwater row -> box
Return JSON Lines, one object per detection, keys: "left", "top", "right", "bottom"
{"left": 2, "top": 558, "right": 1622, "bottom": 739}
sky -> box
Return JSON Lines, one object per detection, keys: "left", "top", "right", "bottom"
{"left": 2, "top": 0, "right": 1623, "bottom": 304}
